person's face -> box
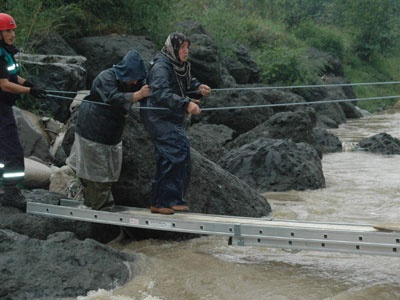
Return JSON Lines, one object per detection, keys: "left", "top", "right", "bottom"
{"left": 0, "top": 29, "right": 15, "bottom": 46}
{"left": 178, "top": 41, "right": 189, "bottom": 62}
{"left": 125, "top": 80, "right": 138, "bottom": 86}
{"left": 121, "top": 79, "right": 139, "bottom": 92}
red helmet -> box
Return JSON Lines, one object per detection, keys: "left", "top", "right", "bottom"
{"left": 0, "top": 13, "right": 16, "bottom": 30}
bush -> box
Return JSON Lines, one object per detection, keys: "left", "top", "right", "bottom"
{"left": 344, "top": 54, "right": 400, "bottom": 112}
{"left": 2, "top": 0, "right": 176, "bottom": 43}
{"left": 293, "top": 22, "right": 345, "bottom": 59}
{"left": 175, "top": 0, "right": 281, "bottom": 57}
{"left": 257, "top": 47, "right": 311, "bottom": 84}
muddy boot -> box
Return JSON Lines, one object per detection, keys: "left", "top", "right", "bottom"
{"left": 0, "top": 186, "right": 26, "bottom": 210}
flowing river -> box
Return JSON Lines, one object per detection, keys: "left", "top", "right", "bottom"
{"left": 78, "top": 109, "right": 400, "bottom": 300}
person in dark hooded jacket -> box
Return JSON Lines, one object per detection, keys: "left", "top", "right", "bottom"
{"left": 67, "top": 50, "right": 149, "bottom": 211}
{"left": 141, "top": 32, "right": 211, "bottom": 215}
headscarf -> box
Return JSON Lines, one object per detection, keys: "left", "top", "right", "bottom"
{"left": 113, "top": 50, "right": 147, "bottom": 82}
{"left": 161, "top": 32, "right": 192, "bottom": 89}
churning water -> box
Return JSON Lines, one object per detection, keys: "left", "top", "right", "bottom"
{"left": 78, "top": 109, "right": 400, "bottom": 300}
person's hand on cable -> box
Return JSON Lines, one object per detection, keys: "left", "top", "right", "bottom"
{"left": 186, "top": 101, "right": 201, "bottom": 115}
{"left": 132, "top": 84, "right": 150, "bottom": 102}
{"left": 139, "top": 84, "right": 150, "bottom": 99}
{"left": 22, "top": 80, "right": 36, "bottom": 88}
{"left": 30, "top": 86, "right": 47, "bottom": 99}
{"left": 197, "top": 84, "right": 211, "bottom": 97}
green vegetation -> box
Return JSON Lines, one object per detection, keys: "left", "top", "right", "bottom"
{"left": 2, "top": 0, "right": 400, "bottom": 112}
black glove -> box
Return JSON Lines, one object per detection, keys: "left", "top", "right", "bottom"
{"left": 22, "top": 80, "right": 36, "bottom": 88}
{"left": 30, "top": 87, "right": 47, "bottom": 99}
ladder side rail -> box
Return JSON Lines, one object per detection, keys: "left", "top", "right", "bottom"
{"left": 27, "top": 202, "right": 237, "bottom": 236}
{"left": 237, "top": 233, "right": 400, "bottom": 250}
{"left": 232, "top": 236, "right": 400, "bottom": 257}
{"left": 240, "top": 224, "right": 400, "bottom": 245}
{"left": 27, "top": 202, "right": 400, "bottom": 257}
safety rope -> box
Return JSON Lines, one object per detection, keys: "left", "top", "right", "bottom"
{"left": 46, "top": 90, "right": 87, "bottom": 95}
{"left": 47, "top": 93, "right": 110, "bottom": 106}
{"left": 46, "top": 92, "right": 399, "bottom": 112}
{"left": 47, "top": 80, "right": 400, "bottom": 95}
{"left": 46, "top": 93, "right": 169, "bottom": 110}
{"left": 201, "top": 95, "right": 400, "bottom": 111}
{"left": 45, "top": 80, "right": 400, "bottom": 112}
{"left": 211, "top": 80, "right": 400, "bottom": 92}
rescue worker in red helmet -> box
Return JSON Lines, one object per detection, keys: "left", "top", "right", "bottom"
{"left": 0, "top": 13, "right": 47, "bottom": 210}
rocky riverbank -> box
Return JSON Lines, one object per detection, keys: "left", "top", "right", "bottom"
{"left": 0, "top": 21, "right": 379, "bottom": 299}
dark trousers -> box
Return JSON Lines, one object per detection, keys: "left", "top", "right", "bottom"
{"left": 151, "top": 130, "right": 191, "bottom": 208}
{"left": 0, "top": 105, "right": 24, "bottom": 188}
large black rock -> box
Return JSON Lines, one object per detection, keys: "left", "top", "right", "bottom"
{"left": 0, "top": 230, "right": 139, "bottom": 299}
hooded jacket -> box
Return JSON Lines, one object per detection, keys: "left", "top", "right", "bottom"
{"left": 76, "top": 50, "right": 146, "bottom": 145}
{"left": 141, "top": 52, "right": 201, "bottom": 138}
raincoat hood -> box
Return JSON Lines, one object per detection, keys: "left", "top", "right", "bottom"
{"left": 113, "top": 50, "right": 147, "bottom": 82}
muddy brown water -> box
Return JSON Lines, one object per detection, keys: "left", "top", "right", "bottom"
{"left": 77, "top": 109, "right": 400, "bottom": 300}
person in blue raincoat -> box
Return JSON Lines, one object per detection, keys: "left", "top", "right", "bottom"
{"left": 141, "top": 32, "right": 211, "bottom": 215}
{"left": 0, "top": 13, "right": 47, "bottom": 210}
{"left": 67, "top": 50, "right": 149, "bottom": 211}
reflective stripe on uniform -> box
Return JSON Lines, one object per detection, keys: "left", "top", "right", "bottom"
{"left": 3, "top": 171, "right": 25, "bottom": 178}
{"left": 0, "top": 163, "right": 4, "bottom": 168}
{"left": 0, "top": 47, "right": 20, "bottom": 75}
{"left": 7, "top": 62, "right": 18, "bottom": 72}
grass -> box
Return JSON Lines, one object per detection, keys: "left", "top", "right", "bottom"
{"left": 2, "top": 0, "right": 399, "bottom": 113}
{"left": 344, "top": 54, "right": 400, "bottom": 112}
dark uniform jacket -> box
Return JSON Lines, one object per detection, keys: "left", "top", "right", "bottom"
{"left": 0, "top": 43, "right": 25, "bottom": 184}
{"left": 0, "top": 45, "right": 19, "bottom": 107}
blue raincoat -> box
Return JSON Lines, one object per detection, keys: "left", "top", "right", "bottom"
{"left": 141, "top": 52, "right": 201, "bottom": 208}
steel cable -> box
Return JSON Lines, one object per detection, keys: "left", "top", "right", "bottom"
{"left": 46, "top": 93, "right": 400, "bottom": 112}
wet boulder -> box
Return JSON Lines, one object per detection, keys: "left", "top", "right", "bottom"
{"left": 18, "top": 53, "right": 87, "bottom": 123}
{"left": 219, "top": 137, "right": 325, "bottom": 192}
{"left": 357, "top": 132, "right": 400, "bottom": 154}
{"left": 199, "top": 88, "right": 306, "bottom": 135}
{"left": 0, "top": 230, "right": 139, "bottom": 300}
{"left": 188, "top": 123, "right": 235, "bottom": 163}
{"left": 70, "top": 35, "right": 158, "bottom": 87}
{"left": 226, "top": 110, "right": 316, "bottom": 151}
{"left": 25, "top": 32, "right": 77, "bottom": 56}
{"left": 225, "top": 44, "right": 261, "bottom": 84}
{"left": 265, "top": 109, "right": 316, "bottom": 144}
{"left": 312, "top": 128, "right": 342, "bottom": 153}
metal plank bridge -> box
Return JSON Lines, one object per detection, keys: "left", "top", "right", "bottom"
{"left": 27, "top": 199, "right": 400, "bottom": 257}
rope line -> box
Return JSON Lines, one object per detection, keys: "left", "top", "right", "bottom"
{"left": 211, "top": 81, "right": 400, "bottom": 92}
{"left": 46, "top": 90, "right": 88, "bottom": 95}
{"left": 200, "top": 95, "right": 399, "bottom": 111}
{"left": 46, "top": 80, "right": 400, "bottom": 96}
{"left": 47, "top": 94, "right": 169, "bottom": 110}
{"left": 45, "top": 80, "right": 400, "bottom": 110}
{"left": 46, "top": 93, "right": 399, "bottom": 111}
{"left": 47, "top": 94, "right": 110, "bottom": 106}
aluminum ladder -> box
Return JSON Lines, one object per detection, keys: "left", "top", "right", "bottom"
{"left": 27, "top": 199, "right": 400, "bottom": 257}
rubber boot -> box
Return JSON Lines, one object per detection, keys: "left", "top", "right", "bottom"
{"left": 0, "top": 186, "right": 26, "bottom": 210}
{"left": 83, "top": 180, "right": 115, "bottom": 211}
